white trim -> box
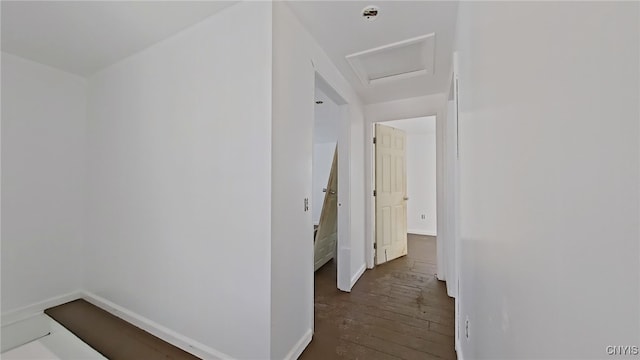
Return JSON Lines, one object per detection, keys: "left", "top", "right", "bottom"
{"left": 369, "top": 69, "right": 429, "bottom": 86}
{"left": 282, "top": 328, "right": 312, "bottom": 360}
{"left": 456, "top": 339, "right": 465, "bottom": 360}
{"left": 346, "top": 33, "right": 435, "bottom": 86}
{"left": 407, "top": 229, "right": 437, "bottom": 237}
{"left": 314, "top": 73, "right": 352, "bottom": 294}
{"left": 452, "top": 51, "right": 462, "bottom": 345}
{"left": 1, "top": 291, "right": 82, "bottom": 326}
{"left": 81, "top": 291, "right": 234, "bottom": 360}
{"left": 350, "top": 263, "right": 367, "bottom": 289}
{"left": 2, "top": 315, "right": 108, "bottom": 358}
{"left": 1, "top": 314, "right": 51, "bottom": 353}
{"left": 446, "top": 284, "right": 456, "bottom": 298}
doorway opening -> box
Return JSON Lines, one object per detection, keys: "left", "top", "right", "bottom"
{"left": 302, "top": 113, "right": 454, "bottom": 360}
{"left": 312, "top": 86, "right": 339, "bottom": 272}
{"left": 311, "top": 73, "right": 349, "bottom": 291}
{"left": 372, "top": 116, "right": 437, "bottom": 269}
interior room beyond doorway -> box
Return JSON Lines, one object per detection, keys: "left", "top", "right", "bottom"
{"left": 374, "top": 116, "right": 437, "bottom": 268}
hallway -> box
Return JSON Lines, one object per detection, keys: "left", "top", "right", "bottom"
{"left": 301, "top": 235, "right": 455, "bottom": 360}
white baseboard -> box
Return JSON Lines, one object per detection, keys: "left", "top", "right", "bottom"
{"left": 81, "top": 291, "right": 235, "bottom": 360}
{"left": 1, "top": 314, "right": 51, "bottom": 353}
{"left": 3, "top": 291, "right": 309, "bottom": 360}
{"left": 283, "top": 328, "right": 312, "bottom": 360}
{"left": 350, "top": 263, "right": 367, "bottom": 289}
{"left": 456, "top": 339, "right": 465, "bottom": 360}
{"left": 408, "top": 229, "right": 437, "bottom": 236}
{"left": 1, "top": 291, "right": 82, "bottom": 326}
{"left": 446, "top": 284, "right": 456, "bottom": 299}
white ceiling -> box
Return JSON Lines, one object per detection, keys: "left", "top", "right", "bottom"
{"left": 2, "top": 1, "right": 458, "bottom": 102}
{"left": 287, "top": 1, "right": 459, "bottom": 104}
{"left": 314, "top": 87, "right": 340, "bottom": 143}
{"left": 1, "top": 1, "right": 237, "bottom": 76}
{"left": 384, "top": 116, "right": 436, "bottom": 135}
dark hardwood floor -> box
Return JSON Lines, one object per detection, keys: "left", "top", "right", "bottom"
{"left": 300, "top": 234, "right": 456, "bottom": 360}
{"left": 45, "top": 299, "right": 199, "bottom": 360}
{"left": 43, "top": 235, "right": 452, "bottom": 360}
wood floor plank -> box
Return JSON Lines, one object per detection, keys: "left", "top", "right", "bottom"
{"left": 335, "top": 310, "right": 455, "bottom": 345}
{"left": 339, "top": 332, "right": 443, "bottom": 360}
{"left": 336, "top": 340, "right": 404, "bottom": 360}
{"left": 339, "top": 322, "right": 456, "bottom": 359}
{"left": 45, "top": 299, "right": 199, "bottom": 360}
{"left": 301, "top": 235, "right": 456, "bottom": 360}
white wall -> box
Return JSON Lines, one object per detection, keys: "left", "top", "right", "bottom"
{"left": 312, "top": 87, "right": 340, "bottom": 225}
{"left": 312, "top": 142, "right": 336, "bottom": 225}
{"left": 271, "top": 3, "right": 366, "bottom": 358}
{"left": 84, "top": 3, "right": 273, "bottom": 359}
{"left": 271, "top": 4, "right": 314, "bottom": 358}
{"left": 1, "top": 53, "right": 86, "bottom": 314}
{"left": 2, "top": 3, "right": 368, "bottom": 359}
{"left": 384, "top": 117, "right": 437, "bottom": 236}
{"left": 444, "top": 98, "right": 458, "bottom": 300}
{"left": 455, "top": 2, "right": 639, "bottom": 358}
{"left": 314, "top": 87, "right": 340, "bottom": 143}
{"left": 406, "top": 132, "right": 437, "bottom": 236}
{"left": 407, "top": 133, "right": 437, "bottom": 236}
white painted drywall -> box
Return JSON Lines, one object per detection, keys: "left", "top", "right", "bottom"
{"left": 314, "top": 87, "right": 340, "bottom": 143}
{"left": 271, "top": 4, "right": 314, "bottom": 359}
{"left": 455, "top": 2, "right": 639, "bottom": 358}
{"left": 384, "top": 117, "right": 437, "bottom": 236}
{"left": 2, "top": 4, "right": 368, "bottom": 359}
{"left": 312, "top": 87, "right": 339, "bottom": 225}
{"left": 1, "top": 2, "right": 238, "bottom": 77}
{"left": 444, "top": 98, "right": 458, "bottom": 299}
{"left": 83, "top": 3, "right": 273, "bottom": 359}
{"left": 271, "top": 3, "right": 366, "bottom": 358}
{"left": 312, "top": 142, "right": 336, "bottom": 225}
{"left": 1, "top": 53, "right": 86, "bottom": 314}
{"left": 407, "top": 133, "right": 437, "bottom": 236}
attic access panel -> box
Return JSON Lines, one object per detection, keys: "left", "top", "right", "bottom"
{"left": 346, "top": 33, "right": 435, "bottom": 86}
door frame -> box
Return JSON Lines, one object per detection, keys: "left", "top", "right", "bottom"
{"left": 368, "top": 117, "right": 438, "bottom": 266}
{"left": 452, "top": 51, "right": 461, "bottom": 350}
{"left": 313, "top": 72, "right": 350, "bottom": 292}
{"left": 363, "top": 95, "right": 445, "bottom": 278}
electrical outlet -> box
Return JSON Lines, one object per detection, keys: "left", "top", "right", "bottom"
{"left": 421, "top": 214, "right": 426, "bottom": 220}
{"left": 465, "top": 317, "right": 470, "bottom": 340}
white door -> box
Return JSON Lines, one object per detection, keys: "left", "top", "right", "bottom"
{"left": 314, "top": 146, "right": 338, "bottom": 271}
{"left": 375, "top": 123, "right": 408, "bottom": 265}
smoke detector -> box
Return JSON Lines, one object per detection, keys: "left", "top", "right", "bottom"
{"left": 362, "top": 6, "right": 380, "bottom": 21}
